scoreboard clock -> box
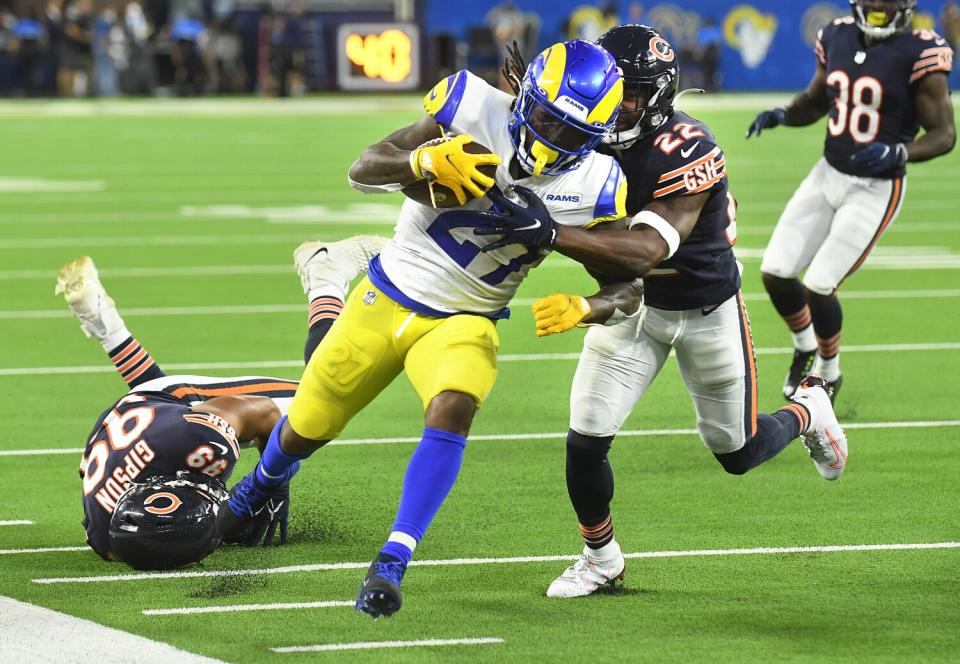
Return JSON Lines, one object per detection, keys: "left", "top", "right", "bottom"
{"left": 336, "top": 23, "right": 421, "bottom": 91}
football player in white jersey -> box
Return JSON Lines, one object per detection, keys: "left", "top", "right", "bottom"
{"left": 217, "top": 40, "right": 642, "bottom": 619}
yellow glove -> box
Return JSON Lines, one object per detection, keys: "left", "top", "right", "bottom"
{"left": 532, "top": 293, "right": 591, "bottom": 337}
{"left": 410, "top": 135, "right": 501, "bottom": 205}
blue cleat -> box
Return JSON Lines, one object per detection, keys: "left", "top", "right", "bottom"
{"left": 355, "top": 553, "right": 406, "bottom": 619}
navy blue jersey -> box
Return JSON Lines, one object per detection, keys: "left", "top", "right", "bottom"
{"left": 602, "top": 111, "right": 740, "bottom": 310}
{"left": 79, "top": 391, "right": 240, "bottom": 560}
{"left": 817, "top": 18, "right": 954, "bottom": 179}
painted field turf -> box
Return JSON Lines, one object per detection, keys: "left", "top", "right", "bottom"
{"left": 0, "top": 96, "right": 958, "bottom": 662}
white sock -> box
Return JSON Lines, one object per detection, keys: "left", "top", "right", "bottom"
{"left": 100, "top": 327, "right": 132, "bottom": 353}
{"left": 587, "top": 537, "right": 621, "bottom": 561}
{"left": 792, "top": 325, "right": 817, "bottom": 353}
{"left": 813, "top": 354, "right": 841, "bottom": 381}
{"left": 307, "top": 283, "right": 348, "bottom": 303}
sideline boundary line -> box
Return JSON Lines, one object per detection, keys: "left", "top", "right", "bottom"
{"left": 32, "top": 542, "right": 960, "bottom": 584}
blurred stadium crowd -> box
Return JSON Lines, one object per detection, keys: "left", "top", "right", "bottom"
{"left": 0, "top": 0, "right": 307, "bottom": 97}
{"left": 1, "top": 0, "right": 958, "bottom": 97}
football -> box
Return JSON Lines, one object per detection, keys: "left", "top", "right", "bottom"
{"left": 402, "top": 138, "right": 498, "bottom": 208}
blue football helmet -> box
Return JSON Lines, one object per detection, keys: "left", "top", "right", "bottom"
{"left": 509, "top": 40, "right": 623, "bottom": 176}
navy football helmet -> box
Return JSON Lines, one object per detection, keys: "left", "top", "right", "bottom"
{"left": 851, "top": 0, "right": 916, "bottom": 39}
{"left": 597, "top": 25, "right": 680, "bottom": 148}
{"left": 108, "top": 471, "right": 228, "bottom": 570}
{"left": 509, "top": 39, "right": 623, "bottom": 176}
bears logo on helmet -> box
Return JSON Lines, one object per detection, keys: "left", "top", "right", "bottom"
{"left": 108, "top": 471, "right": 228, "bottom": 570}
{"left": 598, "top": 25, "right": 681, "bottom": 148}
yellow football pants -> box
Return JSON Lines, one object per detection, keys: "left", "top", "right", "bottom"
{"left": 287, "top": 277, "right": 500, "bottom": 441}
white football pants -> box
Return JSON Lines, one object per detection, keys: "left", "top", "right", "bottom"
{"left": 569, "top": 293, "right": 758, "bottom": 454}
{"left": 760, "top": 158, "right": 906, "bottom": 295}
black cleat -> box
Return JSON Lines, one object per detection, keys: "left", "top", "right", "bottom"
{"left": 355, "top": 553, "right": 406, "bottom": 619}
{"left": 783, "top": 349, "right": 817, "bottom": 399}
{"left": 824, "top": 374, "right": 842, "bottom": 405}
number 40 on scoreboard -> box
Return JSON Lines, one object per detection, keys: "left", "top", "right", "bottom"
{"left": 336, "top": 23, "right": 421, "bottom": 91}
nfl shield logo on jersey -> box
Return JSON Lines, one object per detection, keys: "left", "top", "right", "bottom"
{"left": 363, "top": 290, "right": 378, "bottom": 305}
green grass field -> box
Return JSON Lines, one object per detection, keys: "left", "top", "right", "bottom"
{"left": 0, "top": 95, "right": 958, "bottom": 662}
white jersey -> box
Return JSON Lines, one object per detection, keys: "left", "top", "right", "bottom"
{"left": 371, "top": 70, "right": 627, "bottom": 317}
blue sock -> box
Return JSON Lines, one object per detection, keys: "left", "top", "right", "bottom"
{"left": 379, "top": 427, "right": 467, "bottom": 566}
{"left": 254, "top": 416, "right": 311, "bottom": 489}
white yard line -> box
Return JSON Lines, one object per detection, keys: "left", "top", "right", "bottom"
{"left": 143, "top": 600, "right": 354, "bottom": 616}
{"left": 0, "top": 233, "right": 317, "bottom": 249}
{"left": 3, "top": 418, "right": 957, "bottom": 459}
{"left": 0, "top": 520, "right": 32, "bottom": 526}
{"left": 0, "top": 546, "right": 88, "bottom": 555}
{"left": 31, "top": 542, "right": 960, "bottom": 585}
{"left": 0, "top": 596, "right": 226, "bottom": 663}
{"left": 271, "top": 637, "right": 505, "bottom": 654}
{"left": 1, "top": 341, "right": 958, "bottom": 378}
{"left": 0, "top": 178, "right": 104, "bottom": 193}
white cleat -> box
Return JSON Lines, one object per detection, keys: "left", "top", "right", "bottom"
{"left": 546, "top": 544, "right": 625, "bottom": 599}
{"left": 55, "top": 256, "right": 126, "bottom": 341}
{"left": 293, "top": 235, "right": 389, "bottom": 296}
{"left": 791, "top": 376, "right": 848, "bottom": 480}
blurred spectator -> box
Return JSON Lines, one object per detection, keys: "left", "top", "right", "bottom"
{"left": 61, "top": 0, "right": 93, "bottom": 97}
{"left": 121, "top": 0, "right": 154, "bottom": 94}
{"left": 42, "top": 1, "right": 65, "bottom": 95}
{"left": 169, "top": 11, "right": 208, "bottom": 95}
{"left": 942, "top": 1, "right": 960, "bottom": 51}
{"left": 692, "top": 16, "right": 722, "bottom": 92}
{"left": 565, "top": 3, "right": 619, "bottom": 42}
{"left": 92, "top": 2, "right": 127, "bottom": 97}
{"left": 485, "top": 1, "right": 539, "bottom": 91}
{"left": 269, "top": 7, "right": 304, "bottom": 97}
{"left": 210, "top": 13, "right": 242, "bottom": 93}
{"left": 11, "top": 7, "right": 47, "bottom": 96}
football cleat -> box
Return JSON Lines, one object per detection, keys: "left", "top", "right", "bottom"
{"left": 782, "top": 349, "right": 817, "bottom": 399}
{"left": 546, "top": 544, "right": 625, "bottom": 599}
{"left": 791, "top": 376, "right": 848, "bottom": 481}
{"left": 216, "top": 470, "right": 289, "bottom": 542}
{"left": 55, "top": 256, "right": 126, "bottom": 342}
{"left": 356, "top": 553, "right": 406, "bottom": 619}
{"left": 293, "top": 235, "right": 388, "bottom": 296}
{"left": 824, "top": 374, "right": 843, "bottom": 405}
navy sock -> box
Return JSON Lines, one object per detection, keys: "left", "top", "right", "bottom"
{"left": 714, "top": 409, "right": 806, "bottom": 475}
{"left": 807, "top": 290, "right": 843, "bottom": 359}
{"left": 304, "top": 297, "right": 342, "bottom": 364}
{"left": 379, "top": 427, "right": 467, "bottom": 566}
{"left": 254, "top": 416, "right": 312, "bottom": 489}
{"left": 108, "top": 336, "right": 165, "bottom": 388}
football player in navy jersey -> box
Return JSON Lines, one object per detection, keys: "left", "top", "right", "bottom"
{"left": 747, "top": 0, "right": 955, "bottom": 402}
{"left": 59, "top": 236, "right": 386, "bottom": 567}
{"left": 484, "top": 26, "right": 849, "bottom": 598}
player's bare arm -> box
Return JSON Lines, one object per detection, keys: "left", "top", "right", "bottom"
{"left": 192, "top": 395, "right": 281, "bottom": 451}
{"left": 347, "top": 115, "right": 444, "bottom": 188}
{"left": 906, "top": 73, "right": 956, "bottom": 162}
{"left": 477, "top": 184, "right": 706, "bottom": 278}
{"left": 747, "top": 63, "right": 829, "bottom": 137}
{"left": 553, "top": 192, "right": 707, "bottom": 277}
{"left": 348, "top": 114, "right": 500, "bottom": 202}
{"left": 531, "top": 278, "right": 644, "bottom": 337}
